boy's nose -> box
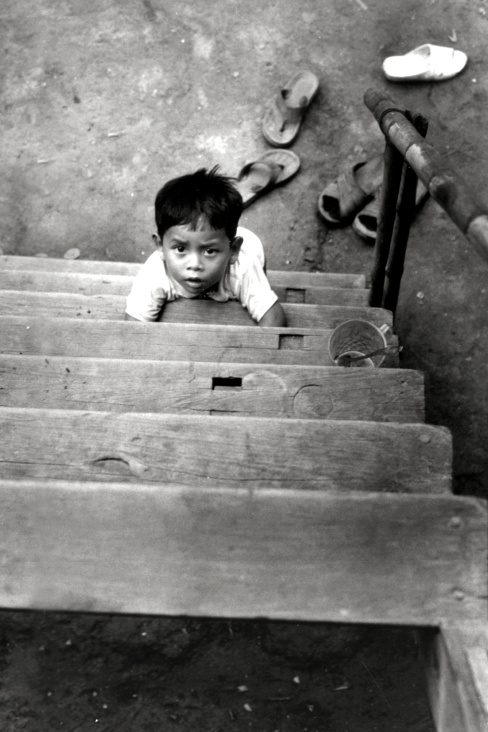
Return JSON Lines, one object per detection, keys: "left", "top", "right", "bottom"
{"left": 186, "top": 253, "right": 203, "bottom": 270}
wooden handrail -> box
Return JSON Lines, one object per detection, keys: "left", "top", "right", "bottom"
{"left": 364, "top": 88, "right": 488, "bottom": 265}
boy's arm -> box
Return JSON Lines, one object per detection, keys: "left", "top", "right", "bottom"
{"left": 258, "top": 301, "right": 287, "bottom": 327}
{"left": 235, "top": 230, "right": 287, "bottom": 327}
{"left": 125, "top": 254, "right": 168, "bottom": 321}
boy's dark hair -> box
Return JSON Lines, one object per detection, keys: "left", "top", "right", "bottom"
{"left": 154, "top": 166, "right": 243, "bottom": 239}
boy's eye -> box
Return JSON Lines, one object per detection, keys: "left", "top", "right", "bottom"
{"left": 205, "top": 248, "right": 219, "bottom": 256}
{"left": 173, "top": 244, "right": 186, "bottom": 253}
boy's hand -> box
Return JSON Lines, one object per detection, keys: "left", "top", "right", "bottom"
{"left": 258, "top": 301, "right": 287, "bottom": 327}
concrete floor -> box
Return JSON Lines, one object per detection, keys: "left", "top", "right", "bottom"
{"left": 1, "top": 0, "right": 487, "bottom": 729}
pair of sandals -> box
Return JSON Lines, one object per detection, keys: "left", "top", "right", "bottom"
{"left": 235, "top": 71, "right": 319, "bottom": 209}
{"left": 318, "top": 154, "right": 429, "bottom": 244}
{"left": 236, "top": 44, "right": 459, "bottom": 215}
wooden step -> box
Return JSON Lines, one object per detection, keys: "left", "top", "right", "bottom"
{"left": 0, "top": 317, "right": 400, "bottom": 366}
{"left": 0, "top": 355, "right": 424, "bottom": 422}
{"left": 0, "top": 269, "right": 369, "bottom": 305}
{"left": 0, "top": 290, "right": 391, "bottom": 328}
{"left": 0, "top": 479, "right": 484, "bottom": 625}
{"left": 0, "top": 255, "right": 366, "bottom": 288}
{"left": 0, "top": 408, "right": 451, "bottom": 492}
{"left": 160, "top": 298, "right": 390, "bottom": 327}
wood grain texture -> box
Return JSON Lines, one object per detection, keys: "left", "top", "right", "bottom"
{"left": 0, "top": 317, "right": 400, "bottom": 366}
{"left": 160, "top": 298, "right": 392, "bottom": 328}
{"left": 0, "top": 256, "right": 366, "bottom": 288}
{"left": 0, "top": 270, "right": 369, "bottom": 305}
{"left": 0, "top": 290, "right": 392, "bottom": 329}
{"left": 0, "top": 354, "right": 424, "bottom": 422}
{"left": 0, "top": 481, "right": 484, "bottom": 624}
{"left": 274, "top": 285, "right": 369, "bottom": 305}
{"left": 0, "top": 408, "right": 451, "bottom": 492}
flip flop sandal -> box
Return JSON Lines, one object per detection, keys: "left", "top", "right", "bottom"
{"left": 317, "top": 154, "right": 384, "bottom": 226}
{"left": 262, "top": 70, "right": 319, "bottom": 147}
{"left": 235, "top": 150, "right": 301, "bottom": 208}
{"left": 352, "top": 180, "right": 429, "bottom": 244}
{"left": 382, "top": 44, "right": 468, "bottom": 82}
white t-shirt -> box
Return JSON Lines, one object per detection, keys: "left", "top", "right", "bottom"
{"left": 125, "top": 226, "right": 278, "bottom": 322}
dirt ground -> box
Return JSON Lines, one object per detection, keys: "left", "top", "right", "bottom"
{"left": 1, "top": 0, "right": 487, "bottom": 729}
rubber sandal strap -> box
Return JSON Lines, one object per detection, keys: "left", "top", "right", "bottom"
{"left": 238, "top": 161, "right": 283, "bottom": 194}
{"left": 276, "top": 90, "right": 305, "bottom": 125}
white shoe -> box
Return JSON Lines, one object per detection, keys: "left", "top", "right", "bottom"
{"left": 382, "top": 43, "right": 467, "bottom": 82}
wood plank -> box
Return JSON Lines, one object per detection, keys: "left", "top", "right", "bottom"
{"left": 422, "top": 623, "right": 488, "bottom": 731}
{"left": 159, "top": 298, "right": 390, "bottom": 328}
{"left": 273, "top": 271, "right": 366, "bottom": 290}
{"left": 274, "top": 285, "right": 369, "bottom": 305}
{"left": 0, "top": 355, "right": 425, "bottom": 422}
{"left": 0, "top": 481, "right": 484, "bottom": 625}
{"left": 0, "top": 290, "right": 392, "bottom": 329}
{"left": 0, "top": 270, "right": 135, "bottom": 297}
{"left": 0, "top": 316, "right": 400, "bottom": 366}
{"left": 0, "top": 408, "right": 451, "bottom": 492}
{"left": 0, "top": 255, "right": 366, "bottom": 288}
{"left": 0, "top": 269, "right": 369, "bottom": 305}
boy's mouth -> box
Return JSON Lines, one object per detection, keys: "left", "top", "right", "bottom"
{"left": 185, "top": 277, "right": 205, "bottom": 290}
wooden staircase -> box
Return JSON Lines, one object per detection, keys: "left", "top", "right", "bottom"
{"left": 0, "top": 254, "right": 486, "bottom": 730}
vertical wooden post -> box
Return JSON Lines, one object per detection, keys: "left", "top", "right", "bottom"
{"left": 368, "top": 140, "right": 404, "bottom": 308}
{"left": 421, "top": 624, "right": 488, "bottom": 731}
{"left": 382, "top": 112, "right": 429, "bottom": 314}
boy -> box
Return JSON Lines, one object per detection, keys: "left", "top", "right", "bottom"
{"left": 125, "top": 167, "right": 286, "bottom": 327}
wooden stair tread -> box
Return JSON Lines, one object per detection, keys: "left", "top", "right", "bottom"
{"left": 160, "top": 298, "right": 389, "bottom": 327}
{"left": 0, "top": 255, "right": 366, "bottom": 288}
{"left": 0, "top": 479, "right": 484, "bottom": 625}
{"left": 0, "top": 407, "right": 451, "bottom": 493}
{"left": 0, "top": 354, "right": 424, "bottom": 422}
{"left": 0, "top": 289, "right": 392, "bottom": 329}
{"left": 0, "top": 316, "right": 400, "bottom": 366}
{"left": 0, "top": 269, "right": 369, "bottom": 305}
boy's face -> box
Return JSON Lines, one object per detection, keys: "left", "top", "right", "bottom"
{"left": 155, "top": 218, "right": 242, "bottom": 298}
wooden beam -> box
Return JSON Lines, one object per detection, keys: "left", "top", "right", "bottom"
{"left": 0, "top": 289, "right": 392, "bottom": 329}
{"left": 0, "top": 354, "right": 425, "bottom": 422}
{"left": 0, "top": 482, "right": 484, "bottom": 625}
{"left": 274, "top": 285, "right": 369, "bottom": 305}
{"left": 0, "top": 407, "right": 451, "bottom": 492}
{"left": 0, "top": 270, "right": 369, "bottom": 305}
{"left": 422, "top": 623, "right": 488, "bottom": 731}
{"left": 159, "top": 297, "right": 391, "bottom": 328}
{"left": 0, "top": 255, "right": 366, "bottom": 288}
{"left": 0, "top": 316, "right": 399, "bottom": 366}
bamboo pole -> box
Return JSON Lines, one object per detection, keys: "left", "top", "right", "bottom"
{"left": 368, "top": 141, "right": 403, "bottom": 307}
{"left": 364, "top": 88, "right": 488, "bottom": 265}
{"left": 383, "top": 112, "right": 429, "bottom": 314}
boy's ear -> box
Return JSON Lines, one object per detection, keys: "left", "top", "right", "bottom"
{"left": 229, "top": 236, "right": 243, "bottom": 264}
{"left": 152, "top": 232, "right": 164, "bottom": 257}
